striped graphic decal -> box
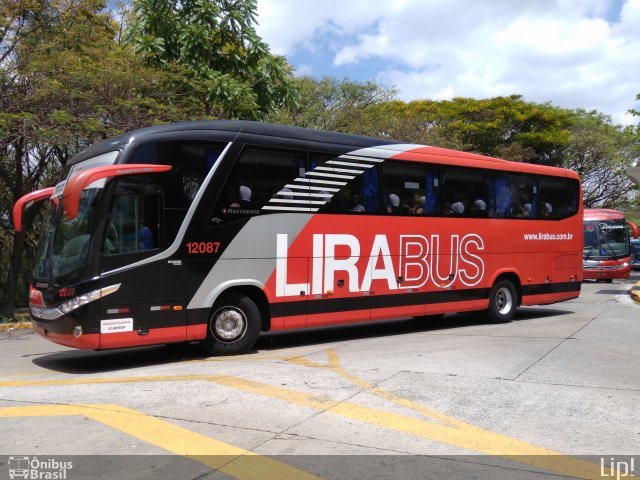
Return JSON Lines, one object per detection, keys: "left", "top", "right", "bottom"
{"left": 262, "top": 155, "right": 385, "bottom": 213}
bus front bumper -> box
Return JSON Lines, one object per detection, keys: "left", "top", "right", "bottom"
{"left": 583, "top": 261, "right": 631, "bottom": 280}
{"left": 31, "top": 319, "right": 100, "bottom": 350}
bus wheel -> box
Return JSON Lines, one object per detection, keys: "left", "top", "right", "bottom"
{"left": 487, "top": 279, "right": 517, "bottom": 323}
{"left": 201, "top": 293, "right": 261, "bottom": 355}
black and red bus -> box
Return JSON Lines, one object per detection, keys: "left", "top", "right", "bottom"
{"left": 14, "top": 121, "right": 583, "bottom": 354}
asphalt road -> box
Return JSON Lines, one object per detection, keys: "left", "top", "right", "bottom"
{"left": 1, "top": 273, "right": 639, "bottom": 480}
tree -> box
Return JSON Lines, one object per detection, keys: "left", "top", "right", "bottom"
{"left": 0, "top": 0, "right": 186, "bottom": 317}
{"left": 267, "top": 76, "right": 396, "bottom": 134}
{"left": 127, "top": 0, "right": 298, "bottom": 119}
{"left": 367, "top": 96, "right": 572, "bottom": 164}
{"left": 563, "top": 110, "right": 639, "bottom": 210}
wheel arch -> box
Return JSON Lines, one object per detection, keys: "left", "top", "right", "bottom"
{"left": 489, "top": 270, "right": 522, "bottom": 307}
{"left": 204, "top": 281, "right": 271, "bottom": 332}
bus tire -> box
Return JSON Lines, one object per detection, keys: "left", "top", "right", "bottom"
{"left": 201, "top": 293, "right": 261, "bottom": 355}
{"left": 486, "top": 279, "right": 517, "bottom": 324}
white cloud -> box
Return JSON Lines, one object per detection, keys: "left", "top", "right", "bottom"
{"left": 256, "top": 0, "right": 390, "bottom": 56}
{"left": 256, "top": 0, "right": 640, "bottom": 124}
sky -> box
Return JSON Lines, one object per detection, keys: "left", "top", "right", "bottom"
{"left": 255, "top": 0, "right": 640, "bottom": 125}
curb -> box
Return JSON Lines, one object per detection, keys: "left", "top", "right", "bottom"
{"left": 630, "top": 281, "right": 640, "bottom": 303}
{"left": 0, "top": 322, "right": 32, "bottom": 332}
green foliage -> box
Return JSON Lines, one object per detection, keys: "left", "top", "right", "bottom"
{"left": 271, "top": 84, "right": 574, "bottom": 166}
{"left": 127, "top": 0, "right": 298, "bottom": 119}
{"left": 368, "top": 96, "right": 572, "bottom": 164}
{"left": 0, "top": 0, "right": 191, "bottom": 315}
{"left": 267, "top": 76, "right": 396, "bottom": 134}
{"left": 563, "top": 110, "right": 639, "bottom": 210}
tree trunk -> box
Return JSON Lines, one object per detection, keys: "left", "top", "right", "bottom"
{"left": 1, "top": 232, "right": 25, "bottom": 318}
{"left": 1, "top": 136, "right": 26, "bottom": 318}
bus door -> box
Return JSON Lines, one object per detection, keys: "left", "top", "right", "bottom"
{"left": 97, "top": 179, "right": 187, "bottom": 348}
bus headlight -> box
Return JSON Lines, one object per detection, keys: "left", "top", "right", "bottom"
{"left": 59, "top": 284, "right": 121, "bottom": 314}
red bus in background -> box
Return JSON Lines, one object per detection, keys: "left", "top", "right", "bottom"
{"left": 14, "top": 121, "right": 583, "bottom": 355}
{"left": 583, "top": 209, "right": 639, "bottom": 282}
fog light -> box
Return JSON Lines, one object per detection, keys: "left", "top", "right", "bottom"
{"left": 73, "top": 326, "right": 83, "bottom": 338}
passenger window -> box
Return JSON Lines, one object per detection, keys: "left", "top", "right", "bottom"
{"left": 215, "top": 146, "right": 308, "bottom": 218}
{"left": 381, "top": 161, "right": 439, "bottom": 216}
{"left": 102, "top": 184, "right": 161, "bottom": 256}
{"left": 130, "top": 141, "right": 225, "bottom": 209}
{"left": 441, "top": 167, "right": 491, "bottom": 217}
{"left": 494, "top": 173, "right": 537, "bottom": 218}
{"left": 317, "top": 154, "right": 380, "bottom": 214}
{"left": 537, "top": 176, "right": 579, "bottom": 219}
{"left": 129, "top": 141, "right": 226, "bottom": 243}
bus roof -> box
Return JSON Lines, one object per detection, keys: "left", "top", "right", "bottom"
{"left": 69, "top": 120, "right": 402, "bottom": 165}
{"left": 68, "top": 120, "right": 578, "bottom": 179}
{"left": 583, "top": 208, "right": 627, "bottom": 221}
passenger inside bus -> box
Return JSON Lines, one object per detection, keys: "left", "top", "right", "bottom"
{"left": 138, "top": 224, "right": 154, "bottom": 250}
{"left": 514, "top": 202, "right": 531, "bottom": 218}
{"left": 403, "top": 192, "right": 425, "bottom": 215}
{"left": 121, "top": 221, "right": 154, "bottom": 252}
{"left": 386, "top": 194, "right": 401, "bottom": 214}
{"left": 230, "top": 185, "right": 253, "bottom": 209}
{"left": 469, "top": 199, "right": 489, "bottom": 217}
{"left": 350, "top": 192, "right": 366, "bottom": 212}
{"left": 541, "top": 202, "right": 553, "bottom": 218}
{"left": 448, "top": 202, "right": 465, "bottom": 216}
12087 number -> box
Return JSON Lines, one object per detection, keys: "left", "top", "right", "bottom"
{"left": 186, "top": 242, "right": 221, "bottom": 254}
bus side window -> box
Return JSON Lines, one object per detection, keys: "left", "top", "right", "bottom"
{"left": 128, "top": 140, "right": 226, "bottom": 244}
{"left": 442, "top": 167, "right": 491, "bottom": 218}
{"left": 538, "top": 176, "right": 579, "bottom": 220}
{"left": 381, "top": 161, "right": 436, "bottom": 216}
{"left": 316, "top": 154, "right": 379, "bottom": 214}
{"left": 102, "top": 186, "right": 161, "bottom": 256}
{"left": 495, "top": 172, "right": 537, "bottom": 219}
{"left": 214, "top": 146, "right": 307, "bottom": 219}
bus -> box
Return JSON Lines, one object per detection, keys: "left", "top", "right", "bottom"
{"left": 631, "top": 239, "right": 640, "bottom": 270}
{"left": 582, "top": 209, "right": 638, "bottom": 282}
{"left": 14, "top": 121, "right": 583, "bottom": 355}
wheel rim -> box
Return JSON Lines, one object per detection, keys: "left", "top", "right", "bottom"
{"left": 495, "top": 286, "right": 513, "bottom": 315}
{"left": 211, "top": 307, "right": 247, "bottom": 343}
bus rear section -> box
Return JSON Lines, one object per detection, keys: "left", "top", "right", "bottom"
{"left": 16, "top": 120, "right": 583, "bottom": 356}
{"left": 582, "top": 209, "right": 638, "bottom": 282}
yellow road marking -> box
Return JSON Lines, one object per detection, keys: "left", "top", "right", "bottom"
{"left": 187, "top": 346, "right": 330, "bottom": 364}
{"left": 287, "top": 349, "right": 605, "bottom": 479}
{"left": 0, "top": 371, "right": 604, "bottom": 478}
{"left": 0, "top": 404, "right": 319, "bottom": 480}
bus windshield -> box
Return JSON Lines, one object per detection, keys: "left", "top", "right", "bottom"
{"left": 33, "top": 151, "right": 119, "bottom": 282}
{"left": 583, "top": 220, "right": 629, "bottom": 260}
